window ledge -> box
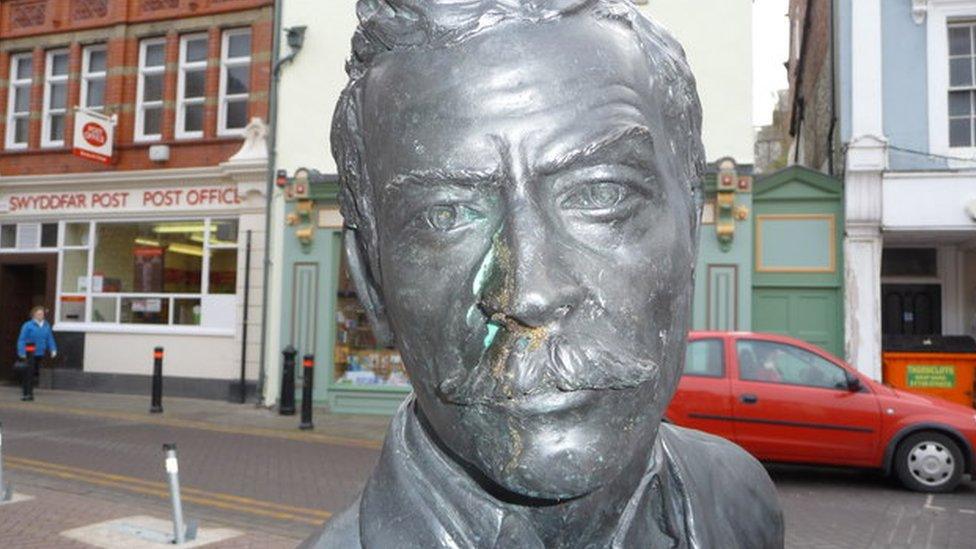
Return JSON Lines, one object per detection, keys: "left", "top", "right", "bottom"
{"left": 54, "top": 322, "right": 234, "bottom": 337}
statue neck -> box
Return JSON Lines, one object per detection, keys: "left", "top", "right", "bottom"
{"left": 517, "top": 441, "right": 657, "bottom": 547}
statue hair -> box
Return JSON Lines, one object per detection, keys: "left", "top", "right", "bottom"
{"left": 332, "top": 0, "right": 706, "bottom": 261}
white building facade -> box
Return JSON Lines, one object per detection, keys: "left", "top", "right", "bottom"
{"left": 836, "top": 0, "right": 976, "bottom": 380}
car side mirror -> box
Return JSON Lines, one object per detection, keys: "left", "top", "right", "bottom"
{"left": 846, "top": 374, "right": 862, "bottom": 392}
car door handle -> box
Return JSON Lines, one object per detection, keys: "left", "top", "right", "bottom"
{"left": 740, "top": 393, "right": 758, "bottom": 404}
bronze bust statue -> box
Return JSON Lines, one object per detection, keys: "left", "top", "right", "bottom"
{"left": 304, "top": 1, "right": 784, "bottom": 547}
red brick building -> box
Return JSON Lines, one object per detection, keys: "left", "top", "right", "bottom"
{"left": 0, "top": 0, "right": 273, "bottom": 400}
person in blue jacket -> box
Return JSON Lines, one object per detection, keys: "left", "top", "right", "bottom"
{"left": 17, "top": 306, "right": 57, "bottom": 401}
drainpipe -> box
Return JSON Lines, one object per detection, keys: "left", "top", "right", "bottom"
{"left": 827, "top": 0, "right": 838, "bottom": 177}
{"left": 257, "top": 0, "right": 305, "bottom": 405}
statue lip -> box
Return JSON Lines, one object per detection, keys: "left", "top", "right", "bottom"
{"left": 490, "top": 388, "right": 598, "bottom": 415}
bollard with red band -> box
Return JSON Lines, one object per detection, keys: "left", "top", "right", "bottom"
{"left": 21, "top": 342, "right": 36, "bottom": 401}
{"left": 299, "top": 354, "right": 314, "bottom": 430}
{"left": 150, "top": 346, "right": 164, "bottom": 414}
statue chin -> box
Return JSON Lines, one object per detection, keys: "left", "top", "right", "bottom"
{"left": 453, "top": 399, "right": 660, "bottom": 502}
{"left": 478, "top": 443, "right": 622, "bottom": 501}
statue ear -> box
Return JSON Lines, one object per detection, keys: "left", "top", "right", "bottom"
{"left": 342, "top": 228, "right": 394, "bottom": 347}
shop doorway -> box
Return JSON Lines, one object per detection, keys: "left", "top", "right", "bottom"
{"left": 0, "top": 255, "right": 56, "bottom": 381}
{"left": 882, "top": 284, "right": 942, "bottom": 336}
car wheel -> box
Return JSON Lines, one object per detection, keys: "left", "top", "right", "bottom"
{"left": 894, "top": 431, "right": 964, "bottom": 493}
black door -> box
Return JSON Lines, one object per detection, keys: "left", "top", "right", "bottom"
{"left": 0, "top": 264, "right": 46, "bottom": 380}
{"left": 882, "top": 284, "right": 942, "bottom": 336}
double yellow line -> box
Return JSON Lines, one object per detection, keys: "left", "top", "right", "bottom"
{"left": 5, "top": 456, "right": 332, "bottom": 526}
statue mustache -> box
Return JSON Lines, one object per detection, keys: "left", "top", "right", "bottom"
{"left": 437, "top": 332, "right": 659, "bottom": 406}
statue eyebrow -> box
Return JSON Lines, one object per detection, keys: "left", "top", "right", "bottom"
{"left": 386, "top": 168, "right": 503, "bottom": 190}
{"left": 535, "top": 125, "right": 654, "bottom": 175}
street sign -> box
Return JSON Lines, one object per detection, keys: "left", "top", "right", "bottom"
{"left": 72, "top": 109, "right": 114, "bottom": 164}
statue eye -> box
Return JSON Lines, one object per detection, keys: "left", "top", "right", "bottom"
{"left": 561, "top": 181, "right": 627, "bottom": 211}
{"left": 423, "top": 204, "right": 483, "bottom": 232}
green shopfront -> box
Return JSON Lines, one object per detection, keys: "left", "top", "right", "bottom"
{"left": 276, "top": 171, "right": 409, "bottom": 414}
{"left": 686, "top": 162, "right": 845, "bottom": 356}
{"left": 750, "top": 166, "right": 845, "bottom": 357}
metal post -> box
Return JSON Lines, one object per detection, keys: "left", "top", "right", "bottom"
{"left": 0, "top": 422, "right": 11, "bottom": 501}
{"left": 299, "top": 354, "right": 314, "bottom": 430}
{"left": 239, "top": 230, "right": 252, "bottom": 404}
{"left": 151, "top": 347, "right": 164, "bottom": 414}
{"left": 163, "top": 443, "right": 196, "bottom": 544}
{"left": 22, "top": 343, "right": 35, "bottom": 401}
{"left": 279, "top": 346, "right": 296, "bottom": 415}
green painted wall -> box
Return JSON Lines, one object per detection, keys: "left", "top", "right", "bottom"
{"left": 277, "top": 205, "right": 341, "bottom": 403}
{"left": 751, "top": 166, "right": 844, "bottom": 356}
{"left": 692, "top": 173, "right": 753, "bottom": 331}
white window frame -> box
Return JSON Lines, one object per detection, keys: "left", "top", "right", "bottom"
{"left": 53, "top": 217, "right": 240, "bottom": 336}
{"left": 5, "top": 53, "right": 33, "bottom": 150}
{"left": 217, "top": 28, "right": 251, "bottom": 136}
{"left": 135, "top": 37, "right": 166, "bottom": 142}
{"left": 80, "top": 44, "right": 107, "bottom": 112}
{"left": 41, "top": 48, "right": 70, "bottom": 148}
{"left": 927, "top": 1, "right": 976, "bottom": 164}
{"left": 176, "top": 33, "right": 209, "bottom": 139}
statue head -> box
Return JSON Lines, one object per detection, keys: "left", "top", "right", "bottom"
{"left": 333, "top": 0, "right": 705, "bottom": 500}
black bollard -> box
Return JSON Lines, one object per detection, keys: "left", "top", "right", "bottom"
{"left": 299, "top": 354, "right": 314, "bottom": 430}
{"left": 21, "top": 343, "right": 35, "bottom": 401}
{"left": 150, "top": 347, "right": 164, "bottom": 414}
{"left": 279, "top": 346, "right": 297, "bottom": 415}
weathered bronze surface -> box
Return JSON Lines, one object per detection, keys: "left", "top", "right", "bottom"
{"left": 303, "top": 1, "right": 784, "bottom": 547}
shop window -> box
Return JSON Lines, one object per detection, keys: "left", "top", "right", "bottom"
{"left": 91, "top": 296, "right": 117, "bottom": 323}
{"left": 93, "top": 221, "right": 203, "bottom": 293}
{"left": 121, "top": 297, "right": 170, "bottom": 325}
{"left": 40, "top": 223, "right": 57, "bottom": 248}
{"left": 334, "top": 259, "right": 409, "bottom": 388}
{"left": 81, "top": 45, "right": 107, "bottom": 111}
{"left": 0, "top": 225, "right": 15, "bottom": 249}
{"left": 136, "top": 38, "right": 166, "bottom": 141}
{"left": 42, "top": 49, "right": 69, "bottom": 147}
{"left": 208, "top": 249, "right": 237, "bottom": 293}
{"left": 177, "top": 34, "right": 208, "bottom": 139}
{"left": 57, "top": 218, "right": 239, "bottom": 330}
{"left": 5, "top": 53, "right": 33, "bottom": 149}
{"left": 218, "top": 28, "right": 251, "bottom": 135}
{"left": 63, "top": 222, "right": 90, "bottom": 247}
{"left": 59, "top": 296, "right": 85, "bottom": 322}
{"left": 61, "top": 250, "right": 89, "bottom": 293}
{"left": 173, "top": 298, "right": 201, "bottom": 325}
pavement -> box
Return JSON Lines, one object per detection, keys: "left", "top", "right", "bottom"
{"left": 0, "top": 386, "right": 974, "bottom": 548}
{"left": 0, "top": 386, "right": 389, "bottom": 547}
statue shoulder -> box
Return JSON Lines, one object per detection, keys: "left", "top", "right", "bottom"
{"left": 660, "top": 424, "right": 784, "bottom": 549}
{"left": 299, "top": 498, "right": 361, "bottom": 549}
{"left": 661, "top": 423, "right": 767, "bottom": 476}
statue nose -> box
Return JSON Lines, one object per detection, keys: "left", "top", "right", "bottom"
{"left": 478, "top": 227, "right": 581, "bottom": 329}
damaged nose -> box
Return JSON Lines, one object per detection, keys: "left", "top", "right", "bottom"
{"left": 477, "top": 231, "right": 580, "bottom": 331}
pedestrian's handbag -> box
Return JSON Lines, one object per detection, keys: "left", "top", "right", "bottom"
{"left": 13, "top": 357, "right": 26, "bottom": 370}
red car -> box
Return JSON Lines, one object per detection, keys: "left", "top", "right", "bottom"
{"left": 666, "top": 331, "right": 976, "bottom": 493}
